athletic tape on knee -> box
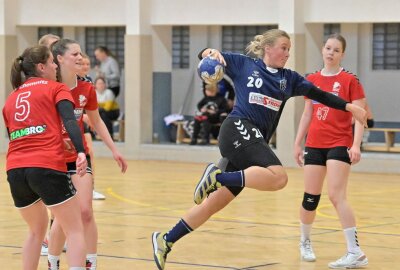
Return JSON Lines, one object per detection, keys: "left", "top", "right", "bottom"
{"left": 302, "top": 192, "right": 321, "bottom": 211}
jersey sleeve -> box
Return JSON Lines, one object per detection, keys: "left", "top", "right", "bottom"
{"left": 54, "top": 83, "right": 75, "bottom": 105}
{"left": 221, "top": 52, "right": 246, "bottom": 80}
{"left": 85, "top": 84, "right": 99, "bottom": 111}
{"left": 349, "top": 76, "right": 365, "bottom": 101}
{"left": 303, "top": 74, "right": 315, "bottom": 100}
{"left": 290, "top": 70, "right": 315, "bottom": 97}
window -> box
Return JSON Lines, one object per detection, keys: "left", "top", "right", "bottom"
{"left": 222, "top": 25, "right": 278, "bottom": 55}
{"left": 323, "top": 24, "right": 341, "bottom": 42}
{"left": 38, "top": 27, "right": 63, "bottom": 41}
{"left": 373, "top": 23, "right": 400, "bottom": 70}
{"left": 172, "top": 26, "right": 190, "bottom": 69}
{"left": 85, "top": 27, "right": 126, "bottom": 67}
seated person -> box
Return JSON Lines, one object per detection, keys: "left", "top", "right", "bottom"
{"left": 191, "top": 83, "right": 228, "bottom": 145}
{"left": 95, "top": 76, "right": 120, "bottom": 138}
{"left": 202, "top": 75, "right": 235, "bottom": 112}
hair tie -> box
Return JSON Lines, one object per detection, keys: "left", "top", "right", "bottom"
{"left": 17, "top": 56, "right": 23, "bottom": 62}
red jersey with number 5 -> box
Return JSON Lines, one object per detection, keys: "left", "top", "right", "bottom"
{"left": 62, "top": 77, "right": 98, "bottom": 163}
{"left": 3, "top": 78, "right": 75, "bottom": 172}
{"left": 305, "top": 69, "right": 365, "bottom": 148}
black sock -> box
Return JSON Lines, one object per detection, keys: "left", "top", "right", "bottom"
{"left": 165, "top": 219, "right": 193, "bottom": 243}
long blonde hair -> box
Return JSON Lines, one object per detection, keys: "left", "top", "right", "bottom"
{"left": 246, "top": 29, "right": 290, "bottom": 58}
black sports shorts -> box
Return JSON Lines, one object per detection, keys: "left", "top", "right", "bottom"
{"left": 218, "top": 117, "right": 282, "bottom": 196}
{"left": 304, "top": 146, "right": 351, "bottom": 166}
{"left": 66, "top": 154, "right": 92, "bottom": 175}
{"left": 7, "top": 167, "right": 76, "bottom": 208}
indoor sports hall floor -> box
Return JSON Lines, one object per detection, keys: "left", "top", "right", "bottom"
{"left": 0, "top": 157, "right": 399, "bottom": 269}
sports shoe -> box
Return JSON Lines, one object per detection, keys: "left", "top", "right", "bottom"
{"left": 152, "top": 232, "right": 173, "bottom": 270}
{"left": 86, "top": 259, "right": 92, "bottom": 269}
{"left": 41, "top": 240, "right": 48, "bottom": 256}
{"left": 93, "top": 190, "right": 106, "bottom": 200}
{"left": 328, "top": 251, "right": 368, "bottom": 269}
{"left": 299, "top": 239, "right": 316, "bottom": 262}
{"left": 193, "top": 163, "right": 221, "bottom": 205}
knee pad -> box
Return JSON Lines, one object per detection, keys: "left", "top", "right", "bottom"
{"left": 302, "top": 192, "right": 321, "bottom": 211}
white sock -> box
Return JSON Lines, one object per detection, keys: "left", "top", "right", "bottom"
{"left": 48, "top": 254, "right": 60, "bottom": 270}
{"left": 344, "top": 227, "right": 361, "bottom": 253}
{"left": 86, "top": 253, "right": 97, "bottom": 270}
{"left": 300, "top": 222, "right": 312, "bottom": 242}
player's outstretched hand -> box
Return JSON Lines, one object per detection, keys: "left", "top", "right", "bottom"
{"left": 76, "top": 152, "right": 88, "bottom": 177}
{"left": 346, "top": 103, "right": 367, "bottom": 128}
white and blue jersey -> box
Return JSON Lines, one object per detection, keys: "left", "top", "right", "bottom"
{"left": 223, "top": 52, "right": 314, "bottom": 141}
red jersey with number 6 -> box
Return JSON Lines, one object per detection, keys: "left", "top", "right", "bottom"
{"left": 3, "top": 77, "right": 75, "bottom": 172}
{"left": 62, "top": 77, "right": 98, "bottom": 163}
{"left": 305, "top": 69, "right": 365, "bottom": 148}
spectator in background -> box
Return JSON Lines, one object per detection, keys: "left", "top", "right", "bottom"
{"left": 95, "top": 76, "right": 120, "bottom": 139}
{"left": 202, "top": 75, "right": 235, "bottom": 111}
{"left": 190, "top": 83, "right": 228, "bottom": 145}
{"left": 94, "top": 46, "right": 121, "bottom": 97}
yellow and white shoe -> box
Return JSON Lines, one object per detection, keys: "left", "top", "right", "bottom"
{"left": 193, "top": 163, "right": 221, "bottom": 205}
{"left": 152, "top": 232, "right": 173, "bottom": 270}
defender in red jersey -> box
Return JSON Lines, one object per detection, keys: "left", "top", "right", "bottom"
{"left": 294, "top": 34, "right": 368, "bottom": 268}
{"left": 3, "top": 46, "right": 87, "bottom": 270}
{"left": 48, "top": 39, "right": 128, "bottom": 270}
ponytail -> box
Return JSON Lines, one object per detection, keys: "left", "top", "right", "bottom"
{"left": 10, "top": 46, "right": 51, "bottom": 89}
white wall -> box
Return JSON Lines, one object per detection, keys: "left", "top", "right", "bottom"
{"left": 151, "top": 0, "right": 279, "bottom": 25}
{"left": 17, "top": 0, "right": 125, "bottom": 26}
{"left": 304, "top": 0, "right": 400, "bottom": 23}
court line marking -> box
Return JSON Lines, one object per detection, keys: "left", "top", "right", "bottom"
{"left": 106, "top": 188, "right": 400, "bottom": 236}
{"left": 0, "top": 245, "right": 279, "bottom": 270}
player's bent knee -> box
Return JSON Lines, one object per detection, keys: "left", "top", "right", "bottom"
{"left": 272, "top": 173, "right": 288, "bottom": 190}
{"left": 302, "top": 192, "right": 321, "bottom": 211}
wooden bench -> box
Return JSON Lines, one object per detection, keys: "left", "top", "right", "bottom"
{"left": 173, "top": 121, "right": 218, "bottom": 145}
{"left": 362, "top": 128, "right": 400, "bottom": 153}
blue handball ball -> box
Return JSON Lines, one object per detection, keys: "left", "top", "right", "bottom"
{"left": 197, "top": 56, "right": 225, "bottom": 84}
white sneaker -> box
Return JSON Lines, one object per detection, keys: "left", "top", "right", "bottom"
{"left": 93, "top": 190, "right": 106, "bottom": 200}
{"left": 300, "top": 239, "right": 316, "bottom": 262}
{"left": 329, "top": 251, "right": 368, "bottom": 269}
{"left": 40, "top": 241, "right": 48, "bottom": 256}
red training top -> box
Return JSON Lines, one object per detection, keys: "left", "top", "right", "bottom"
{"left": 305, "top": 69, "right": 365, "bottom": 148}
{"left": 62, "top": 77, "right": 98, "bottom": 163}
{"left": 3, "top": 77, "right": 75, "bottom": 172}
